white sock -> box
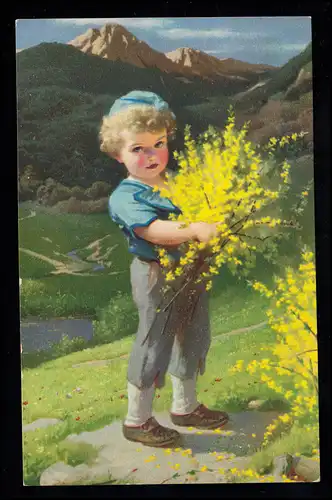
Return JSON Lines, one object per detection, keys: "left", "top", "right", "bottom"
{"left": 170, "top": 374, "right": 199, "bottom": 415}
{"left": 124, "top": 382, "right": 155, "bottom": 427}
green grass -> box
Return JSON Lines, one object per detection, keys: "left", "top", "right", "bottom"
{"left": 22, "top": 324, "right": 299, "bottom": 486}
{"left": 19, "top": 204, "right": 132, "bottom": 318}
{"left": 248, "top": 423, "right": 319, "bottom": 475}
{"left": 21, "top": 278, "right": 270, "bottom": 370}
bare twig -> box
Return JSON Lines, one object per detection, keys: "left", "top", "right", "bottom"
{"left": 295, "top": 349, "right": 318, "bottom": 357}
{"left": 203, "top": 190, "right": 211, "bottom": 209}
{"left": 236, "top": 232, "right": 273, "bottom": 242}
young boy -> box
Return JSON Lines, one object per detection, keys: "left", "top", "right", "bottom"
{"left": 99, "top": 90, "right": 229, "bottom": 447}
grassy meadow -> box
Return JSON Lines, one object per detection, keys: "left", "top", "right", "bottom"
{"left": 19, "top": 203, "right": 318, "bottom": 485}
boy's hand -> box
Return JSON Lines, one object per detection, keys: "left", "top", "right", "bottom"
{"left": 190, "top": 222, "right": 219, "bottom": 243}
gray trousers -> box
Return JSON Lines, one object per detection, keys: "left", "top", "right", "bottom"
{"left": 127, "top": 257, "right": 211, "bottom": 390}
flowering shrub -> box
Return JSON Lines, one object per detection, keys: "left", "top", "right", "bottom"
{"left": 154, "top": 108, "right": 309, "bottom": 295}
{"left": 229, "top": 250, "right": 318, "bottom": 449}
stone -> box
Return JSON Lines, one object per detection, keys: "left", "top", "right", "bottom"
{"left": 40, "top": 461, "right": 114, "bottom": 486}
{"left": 247, "top": 400, "right": 266, "bottom": 410}
{"left": 272, "top": 454, "right": 293, "bottom": 480}
{"left": 40, "top": 462, "right": 78, "bottom": 486}
{"left": 23, "top": 418, "right": 63, "bottom": 432}
{"left": 291, "top": 456, "right": 320, "bottom": 482}
{"left": 247, "top": 399, "right": 289, "bottom": 412}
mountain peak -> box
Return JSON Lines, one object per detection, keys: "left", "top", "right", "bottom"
{"left": 68, "top": 23, "right": 178, "bottom": 71}
{"left": 68, "top": 23, "right": 276, "bottom": 82}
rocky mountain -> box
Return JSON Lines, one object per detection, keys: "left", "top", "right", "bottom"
{"left": 16, "top": 36, "right": 312, "bottom": 194}
{"left": 68, "top": 24, "right": 181, "bottom": 74}
{"left": 233, "top": 42, "right": 312, "bottom": 109}
{"left": 165, "top": 47, "right": 275, "bottom": 81}
{"left": 68, "top": 23, "right": 276, "bottom": 84}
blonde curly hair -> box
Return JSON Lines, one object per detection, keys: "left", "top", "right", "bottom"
{"left": 99, "top": 105, "right": 177, "bottom": 158}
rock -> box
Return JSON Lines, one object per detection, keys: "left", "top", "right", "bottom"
{"left": 39, "top": 461, "right": 114, "bottom": 486}
{"left": 247, "top": 400, "right": 266, "bottom": 410}
{"left": 272, "top": 454, "right": 293, "bottom": 481}
{"left": 66, "top": 393, "right": 72, "bottom": 399}
{"left": 291, "top": 456, "right": 320, "bottom": 482}
{"left": 23, "top": 418, "right": 63, "bottom": 432}
{"left": 67, "top": 23, "right": 274, "bottom": 85}
{"left": 247, "top": 399, "right": 289, "bottom": 412}
{"left": 40, "top": 462, "right": 78, "bottom": 486}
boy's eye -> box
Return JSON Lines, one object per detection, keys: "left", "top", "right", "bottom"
{"left": 132, "top": 146, "right": 143, "bottom": 153}
{"left": 155, "top": 141, "right": 165, "bottom": 148}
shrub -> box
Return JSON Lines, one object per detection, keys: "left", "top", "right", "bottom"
{"left": 93, "top": 293, "right": 138, "bottom": 344}
{"left": 85, "top": 181, "right": 112, "bottom": 200}
{"left": 50, "top": 334, "right": 88, "bottom": 357}
{"left": 280, "top": 103, "right": 300, "bottom": 122}
{"left": 55, "top": 197, "right": 108, "bottom": 214}
{"left": 230, "top": 250, "right": 318, "bottom": 449}
{"left": 47, "top": 184, "right": 72, "bottom": 205}
{"left": 70, "top": 185, "right": 89, "bottom": 200}
{"left": 19, "top": 164, "right": 43, "bottom": 201}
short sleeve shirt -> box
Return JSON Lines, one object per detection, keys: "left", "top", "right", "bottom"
{"left": 108, "top": 179, "right": 182, "bottom": 261}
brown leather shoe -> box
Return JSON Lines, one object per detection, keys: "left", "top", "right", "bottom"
{"left": 123, "top": 417, "right": 181, "bottom": 447}
{"left": 170, "top": 404, "right": 229, "bottom": 430}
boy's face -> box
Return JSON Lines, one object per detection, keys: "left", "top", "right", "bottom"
{"left": 116, "top": 129, "right": 169, "bottom": 180}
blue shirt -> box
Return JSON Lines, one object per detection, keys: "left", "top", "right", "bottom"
{"left": 108, "top": 179, "right": 182, "bottom": 262}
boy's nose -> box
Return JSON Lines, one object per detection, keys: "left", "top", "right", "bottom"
{"left": 145, "top": 148, "right": 156, "bottom": 156}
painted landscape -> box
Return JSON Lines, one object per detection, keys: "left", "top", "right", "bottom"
{"left": 17, "top": 20, "right": 318, "bottom": 486}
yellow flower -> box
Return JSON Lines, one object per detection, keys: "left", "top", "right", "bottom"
{"left": 165, "top": 271, "right": 175, "bottom": 282}
{"left": 200, "top": 465, "right": 208, "bottom": 472}
{"left": 251, "top": 433, "right": 256, "bottom": 438}
{"left": 278, "top": 413, "right": 291, "bottom": 423}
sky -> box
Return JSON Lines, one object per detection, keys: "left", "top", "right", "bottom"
{"left": 16, "top": 17, "right": 312, "bottom": 67}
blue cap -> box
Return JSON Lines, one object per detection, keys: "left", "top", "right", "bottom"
{"left": 108, "top": 90, "right": 175, "bottom": 119}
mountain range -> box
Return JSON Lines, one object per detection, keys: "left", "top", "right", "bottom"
{"left": 16, "top": 23, "right": 313, "bottom": 193}
{"left": 67, "top": 23, "right": 276, "bottom": 84}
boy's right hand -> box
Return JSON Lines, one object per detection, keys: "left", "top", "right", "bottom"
{"left": 190, "top": 222, "right": 219, "bottom": 243}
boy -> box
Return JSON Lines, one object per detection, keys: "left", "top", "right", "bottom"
{"left": 99, "top": 90, "right": 229, "bottom": 447}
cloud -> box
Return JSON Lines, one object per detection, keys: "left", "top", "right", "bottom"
{"left": 159, "top": 28, "right": 241, "bottom": 39}
{"left": 204, "top": 50, "right": 223, "bottom": 54}
{"left": 159, "top": 28, "right": 264, "bottom": 40}
{"left": 54, "top": 18, "right": 174, "bottom": 29}
{"left": 279, "top": 43, "right": 308, "bottom": 51}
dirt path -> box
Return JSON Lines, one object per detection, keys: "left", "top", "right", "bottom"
{"left": 39, "top": 409, "right": 282, "bottom": 485}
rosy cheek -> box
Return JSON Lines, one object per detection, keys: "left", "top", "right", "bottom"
{"left": 156, "top": 148, "right": 169, "bottom": 164}
{"left": 137, "top": 153, "right": 146, "bottom": 168}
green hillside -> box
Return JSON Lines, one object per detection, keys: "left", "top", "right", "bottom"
{"left": 17, "top": 42, "right": 313, "bottom": 194}
{"left": 18, "top": 42, "right": 250, "bottom": 188}
{"left": 233, "top": 42, "right": 312, "bottom": 110}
